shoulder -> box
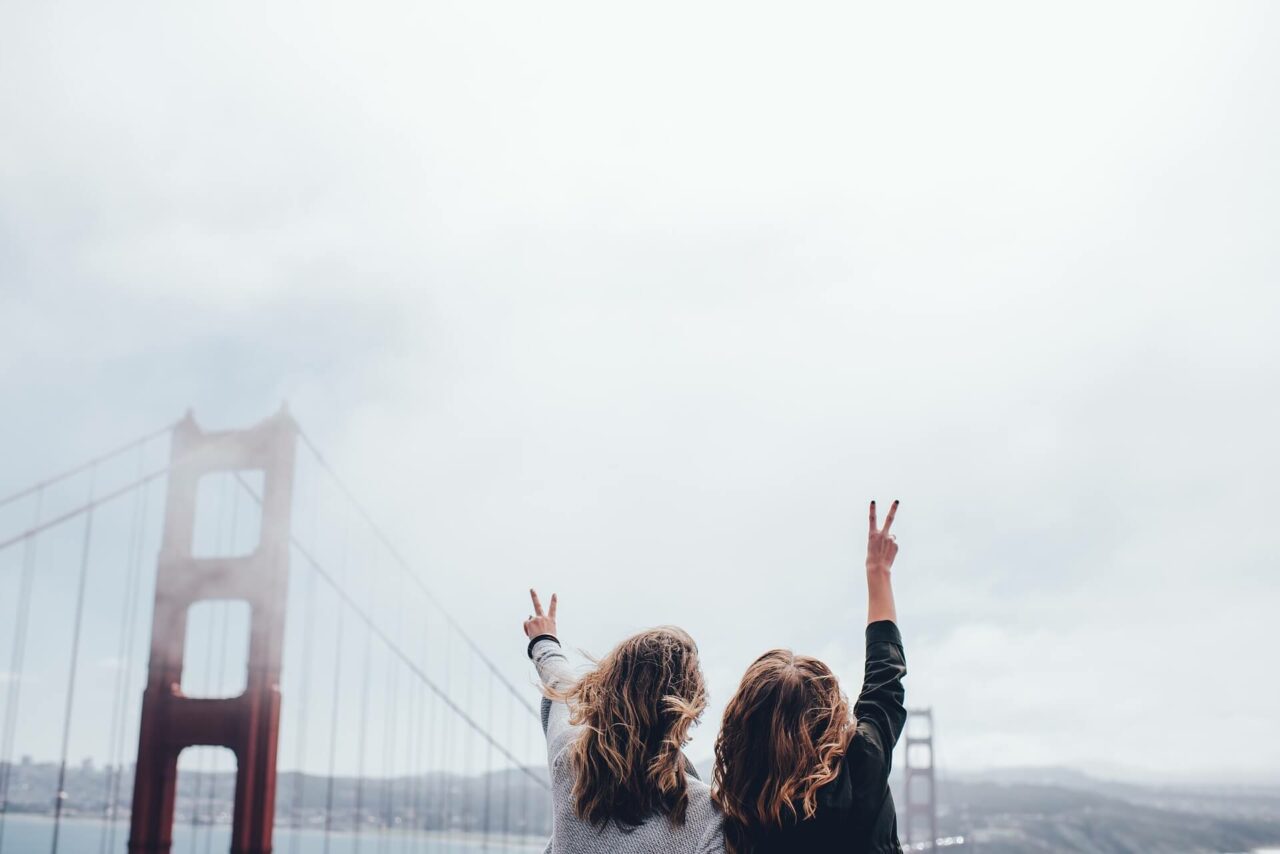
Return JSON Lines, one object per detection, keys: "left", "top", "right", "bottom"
{"left": 684, "top": 779, "right": 726, "bottom": 853}
{"left": 684, "top": 777, "right": 723, "bottom": 830}
{"left": 846, "top": 723, "right": 890, "bottom": 775}
{"left": 685, "top": 775, "right": 714, "bottom": 807}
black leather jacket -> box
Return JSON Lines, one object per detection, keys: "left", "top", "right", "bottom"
{"left": 737, "top": 620, "right": 908, "bottom": 853}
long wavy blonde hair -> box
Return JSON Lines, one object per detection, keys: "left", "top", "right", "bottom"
{"left": 712, "top": 650, "right": 853, "bottom": 854}
{"left": 550, "top": 626, "right": 707, "bottom": 830}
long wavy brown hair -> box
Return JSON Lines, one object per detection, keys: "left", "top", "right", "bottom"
{"left": 712, "top": 649, "right": 853, "bottom": 854}
{"left": 550, "top": 626, "right": 708, "bottom": 830}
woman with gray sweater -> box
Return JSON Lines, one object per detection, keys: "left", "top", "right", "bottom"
{"left": 522, "top": 590, "right": 724, "bottom": 854}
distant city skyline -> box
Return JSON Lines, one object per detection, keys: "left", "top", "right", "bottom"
{"left": 4, "top": 754, "right": 1277, "bottom": 853}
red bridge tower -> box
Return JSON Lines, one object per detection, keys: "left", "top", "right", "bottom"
{"left": 128, "top": 409, "right": 297, "bottom": 853}
{"left": 902, "top": 706, "right": 938, "bottom": 851}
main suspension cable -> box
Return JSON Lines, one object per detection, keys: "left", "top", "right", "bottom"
{"left": 295, "top": 431, "right": 539, "bottom": 718}
{"left": 0, "top": 422, "right": 173, "bottom": 512}
{"left": 231, "top": 473, "right": 549, "bottom": 790}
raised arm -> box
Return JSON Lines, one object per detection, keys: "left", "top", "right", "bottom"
{"left": 866, "top": 499, "right": 899, "bottom": 625}
{"left": 849, "top": 500, "right": 907, "bottom": 786}
{"left": 522, "top": 588, "right": 578, "bottom": 763}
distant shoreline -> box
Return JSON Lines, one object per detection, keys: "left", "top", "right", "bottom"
{"left": 1, "top": 813, "right": 547, "bottom": 849}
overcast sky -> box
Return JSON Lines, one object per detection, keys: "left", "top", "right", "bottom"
{"left": 2, "top": 1, "right": 1278, "bottom": 784}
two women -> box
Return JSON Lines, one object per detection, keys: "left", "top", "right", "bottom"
{"left": 522, "top": 499, "right": 908, "bottom": 853}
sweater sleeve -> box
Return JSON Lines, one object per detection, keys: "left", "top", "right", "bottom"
{"left": 530, "top": 637, "right": 579, "bottom": 766}
{"left": 850, "top": 620, "right": 908, "bottom": 784}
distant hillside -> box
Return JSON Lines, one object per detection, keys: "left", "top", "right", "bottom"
{"left": 4, "top": 758, "right": 1278, "bottom": 852}
{"left": 938, "top": 779, "right": 1280, "bottom": 853}
{"left": 917, "top": 767, "right": 1280, "bottom": 853}
{"left": 700, "top": 759, "right": 1280, "bottom": 853}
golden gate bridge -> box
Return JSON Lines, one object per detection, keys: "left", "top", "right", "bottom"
{"left": 0, "top": 408, "right": 551, "bottom": 853}
{"left": 0, "top": 408, "right": 947, "bottom": 853}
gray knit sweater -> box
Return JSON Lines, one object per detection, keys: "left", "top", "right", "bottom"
{"left": 530, "top": 637, "right": 724, "bottom": 854}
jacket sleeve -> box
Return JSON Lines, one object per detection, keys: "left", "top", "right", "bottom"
{"left": 850, "top": 620, "right": 907, "bottom": 784}
{"left": 530, "top": 637, "right": 579, "bottom": 766}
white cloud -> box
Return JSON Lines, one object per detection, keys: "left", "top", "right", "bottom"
{"left": 1, "top": 0, "right": 1278, "bottom": 779}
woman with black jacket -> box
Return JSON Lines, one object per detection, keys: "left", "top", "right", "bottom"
{"left": 712, "top": 500, "right": 908, "bottom": 853}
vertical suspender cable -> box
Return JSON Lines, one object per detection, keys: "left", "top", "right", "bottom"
{"left": 353, "top": 623, "right": 374, "bottom": 854}
{"left": 191, "top": 474, "right": 230, "bottom": 853}
{"left": 204, "top": 483, "right": 241, "bottom": 854}
{"left": 376, "top": 555, "right": 389, "bottom": 851}
{"left": 50, "top": 467, "right": 98, "bottom": 854}
{"left": 0, "top": 488, "right": 43, "bottom": 854}
{"left": 194, "top": 477, "right": 222, "bottom": 848}
{"left": 412, "top": 624, "right": 430, "bottom": 847}
{"left": 504, "top": 693, "right": 514, "bottom": 843}
{"left": 203, "top": 603, "right": 231, "bottom": 854}
{"left": 106, "top": 467, "right": 153, "bottom": 854}
{"left": 288, "top": 561, "right": 317, "bottom": 854}
{"left": 437, "top": 635, "right": 448, "bottom": 839}
{"left": 442, "top": 630, "right": 456, "bottom": 848}
{"left": 392, "top": 565, "right": 405, "bottom": 848}
{"left": 379, "top": 558, "right": 403, "bottom": 853}
{"left": 99, "top": 447, "right": 148, "bottom": 854}
{"left": 291, "top": 462, "right": 320, "bottom": 851}
{"left": 464, "top": 653, "right": 475, "bottom": 843}
{"left": 522, "top": 701, "right": 533, "bottom": 840}
{"left": 189, "top": 588, "right": 218, "bottom": 852}
{"left": 483, "top": 675, "right": 493, "bottom": 850}
{"left": 217, "top": 488, "right": 240, "bottom": 845}
{"left": 321, "top": 513, "right": 350, "bottom": 854}
{"left": 402, "top": 641, "right": 418, "bottom": 854}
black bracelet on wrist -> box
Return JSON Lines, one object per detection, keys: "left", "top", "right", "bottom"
{"left": 527, "top": 633, "right": 560, "bottom": 659}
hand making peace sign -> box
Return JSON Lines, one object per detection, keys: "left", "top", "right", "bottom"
{"left": 866, "top": 499, "right": 900, "bottom": 576}
{"left": 523, "top": 588, "right": 558, "bottom": 639}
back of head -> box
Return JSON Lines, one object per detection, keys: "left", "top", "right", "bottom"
{"left": 712, "top": 650, "right": 852, "bottom": 854}
{"left": 558, "top": 626, "right": 707, "bottom": 829}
